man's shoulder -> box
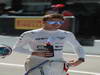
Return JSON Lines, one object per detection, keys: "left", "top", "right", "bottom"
{"left": 24, "top": 28, "right": 42, "bottom": 34}
{"left": 21, "top": 28, "right": 42, "bottom": 36}
{"left": 58, "top": 29, "right": 73, "bottom": 34}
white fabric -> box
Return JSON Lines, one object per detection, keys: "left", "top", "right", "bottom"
{"left": 13, "top": 28, "right": 85, "bottom": 59}
{"left": 13, "top": 28, "right": 85, "bottom": 75}
{"left": 25, "top": 56, "right": 67, "bottom": 75}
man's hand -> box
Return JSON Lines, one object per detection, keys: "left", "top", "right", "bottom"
{"left": 68, "top": 58, "right": 85, "bottom": 67}
{"left": 31, "top": 51, "right": 54, "bottom": 57}
{"left": 44, "top": 51, "right": 54, "bottom": 57}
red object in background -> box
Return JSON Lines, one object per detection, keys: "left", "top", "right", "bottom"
{"left": 51, "top": 4, "right": 57, "bottom": 7}
{"left": 51, "top": 4, "right": 65, "bottom": 8}
{"left": 62, "top": 11, "right": 74, "bottom": 16}
{"left": 55, "top": 4, "right": 65, "bottom": 8}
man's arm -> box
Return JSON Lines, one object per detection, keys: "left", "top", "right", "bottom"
{"left": 66, "top": 32, "right": 85, "bottom": 66}
{"left": 68, "top": 58, "right": 85, "bottom": 67}
{"left": 12, "top": 32, "right": 31, "bottom": 54}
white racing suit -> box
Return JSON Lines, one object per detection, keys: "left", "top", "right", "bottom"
{"left": 25, "top": 56, "right": 67, "bottom": 75}
{"left": 13, "top": 28, "right": 85, "bottom": 75}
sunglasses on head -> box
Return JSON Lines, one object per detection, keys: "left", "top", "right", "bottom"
{"left": 46, "top": 21, "right": 64, "bottom": 25}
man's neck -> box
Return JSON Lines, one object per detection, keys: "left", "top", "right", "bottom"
{"left": 43, "top": 27, "right": 58, "bottom": 31}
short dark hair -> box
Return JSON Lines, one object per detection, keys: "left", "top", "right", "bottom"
{"left": 43, "top": 14, "right": 64, "bottom": 21}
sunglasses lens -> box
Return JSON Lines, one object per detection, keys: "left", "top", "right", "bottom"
{"left": 57, "top": 21, "right": 64, "bottom": 24}
{"left": 60, "top": 21, "right": 64, "bottom": 24}
{"left": 47, "top": 21, "right": 56, "bottom": 24}
{"left": 47, "top": 21, "right": 64, "bottom": 24}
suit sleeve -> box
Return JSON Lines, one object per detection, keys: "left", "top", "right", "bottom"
{"left": 66, "top": 32, "right": 85, "bottom": 59}
{"left": 12, "top": 32, "right": 32, "bottom": 55}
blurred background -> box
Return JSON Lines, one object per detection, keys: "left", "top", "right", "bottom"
{"left": 0, "top": 0, "right": 100, "bottom": 46}
{"left": 0, "top": 0, "right": 100, "bottom": 75}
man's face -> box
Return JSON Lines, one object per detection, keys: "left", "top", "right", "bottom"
{"left": 43, "top": 18, "right": 64, "bottom": 30}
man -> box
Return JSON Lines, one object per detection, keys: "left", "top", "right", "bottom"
{"left": 13, "top": 14, "right": 85, "bottom": 75}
